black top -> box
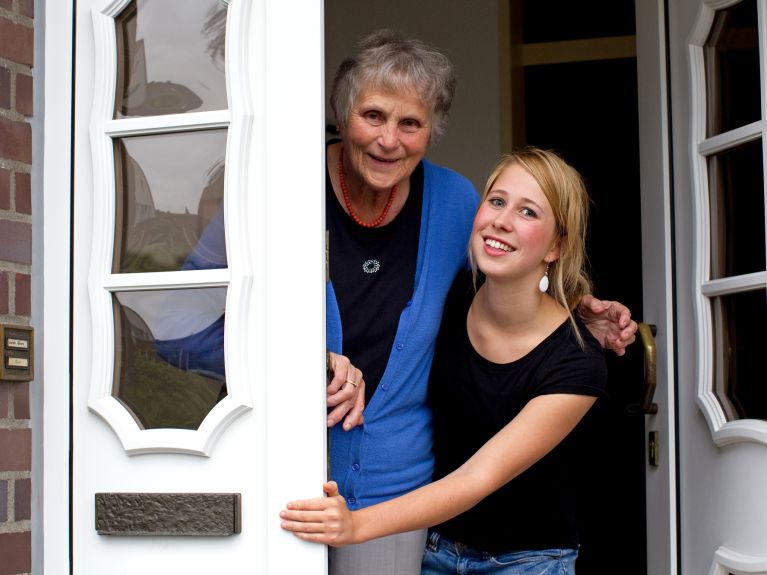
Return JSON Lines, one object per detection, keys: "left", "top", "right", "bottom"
{"left": 429, "top": 271, "right": 607, "bottom": 554}
{"left": 326, "top": 150, "right": 423, "bottom": 402}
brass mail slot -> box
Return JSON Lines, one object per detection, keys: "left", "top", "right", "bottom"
{"left": 95, "top": 493, "right": 242, "bottom": 536}
{"left": 0, "top": 325, "right": 33, "bottom": 382}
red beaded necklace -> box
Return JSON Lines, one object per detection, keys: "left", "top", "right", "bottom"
{"left": 338, "top": 147, "right": 397, "bottom": 228}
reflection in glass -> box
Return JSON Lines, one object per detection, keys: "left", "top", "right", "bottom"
{"left": 114, "top": 129, "right": 228, "bottom": 274}
{"left": 712, "top": 289, "right": 767, "bottom": 420}
{"left": 709, "top": 139, "right": 765, "bottom": 279}
{"left": 705, "top": 0, "right": 760, "bottom": 137}
{"left": 115, "top": 0, "right": 227, "bottom": 117}
{"left": 113, "top": 288, "right": 227, "bottom": 430}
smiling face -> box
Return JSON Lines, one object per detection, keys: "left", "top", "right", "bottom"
{"left": 471, "top": 162, "right": 561, "bottom": 285}
{"left": 340, "top": 86, "right": 432, "bottom": 194}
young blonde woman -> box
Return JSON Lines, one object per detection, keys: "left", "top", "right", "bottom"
{"left": 281, "top": 148, "right": 608, "bottom": 575}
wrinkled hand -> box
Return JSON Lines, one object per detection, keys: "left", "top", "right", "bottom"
{"left": 326, "top": 352, "right": 365, "bottom": 430}
{"left": 579, "top": 294, "right": 637, "bottom": 356}
{"left": 280, "top": 481, "right": 357, "bottom": 547}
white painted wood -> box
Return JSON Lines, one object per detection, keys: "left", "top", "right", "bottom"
{"left": 667, "top": 0, "right": 767, "bottom": 572}
{"left": 42, "top": 0, "right": 76, "bottom": 571}
{"left": 636, "top": 1, "right": 678, "bottom": 573}
{"left": 263, "top": 0, "right": 328, "bottom": 572}
{"left": 102, "top": 269, "right": 231, "bottom": 290}
{"left": 701, "top": 272, "right": 767, "bottom": 295}
{"left": 70, "top": 0, "right": 327, "bottom": 572}
{"left": 87, "top": 0, "right": 253, "bottom": 455}
{"left": 103, "top": 110, "right": 231, "bottom": 137}
{"left": 708, "top": 546, "right": 767, "bottom": 575}
{"left": 688, "top": 0, "right": 767, "bottom": 448}
{"left": 698, "top": 120, "right": 764, "bottom": 155}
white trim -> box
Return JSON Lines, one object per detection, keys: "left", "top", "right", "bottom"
{"left": 689, "top": 0, "right": 767, "bottom": 447}
{"left": 636, "top": 1, "right": 678, "bottom": 573}
{"left": 87, "top": 395, "right": 251, "bottom": 455}
{"left": 263, "top": 0, "right": 328, "bottom": 572}
{"left": 698, "top": 120, "right": 764, "bottom": 156}
{"left": 42, "top": 0, "right": 74, "bottom": 571}
{"left": 701, "top": 272, "right": 767, "bottom": 295}
{"left": 102, "top": 269, "right": 231, "bottom": 290}
{"left": 708, "top": 546, "right": 767, "bottom": 575}
{"left": 85, "top": 0, "right": 254, "bottom": 456}
{"left": 104, "top": 110, "right": 231, "bottom": 137}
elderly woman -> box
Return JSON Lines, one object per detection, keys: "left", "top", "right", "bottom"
{"left": 322, "top": 30, "right": 635, "bottom": 575}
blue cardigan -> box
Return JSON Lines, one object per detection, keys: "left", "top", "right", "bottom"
{"left": 326, "top": 158, "right": 478, "bottom": 509}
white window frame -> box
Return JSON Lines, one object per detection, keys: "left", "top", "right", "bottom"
{"left": 87, "top": 0, "right": 255, "bottom": 455}
{"left": 689, "top": 0, "right": 767, "bottom": 446}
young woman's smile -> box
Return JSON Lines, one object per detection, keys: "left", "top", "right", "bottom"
{"left": 472, "top": 163, "right": 560, "bottom": 282}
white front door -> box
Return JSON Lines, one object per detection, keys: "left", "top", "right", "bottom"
{"left": 54, "top": 0, "right": 327, "bottom": 573}
{"left": 665, "top": 0, "right": 767, "bottom": 573}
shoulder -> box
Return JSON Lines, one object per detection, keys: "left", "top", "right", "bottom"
{"left": 535, "top": 319, "right": 608, "bottom": 397}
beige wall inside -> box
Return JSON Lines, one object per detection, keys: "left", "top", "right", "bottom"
{"left": 324, "top": 0, "right": 504, "bottom": 193}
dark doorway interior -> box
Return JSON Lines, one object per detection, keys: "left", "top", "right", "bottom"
{"left": 522, "top": 3, "right": 647, "bottom": 574}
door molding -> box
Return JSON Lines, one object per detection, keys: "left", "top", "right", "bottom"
{"left": 708, "top": 546, "right": 767, "bottom": 575}
{"left": 636, "top": 0, "right": 678, "bottom": 573}
{"left": 42, "top": 0, "right": 75, "bottom": 570}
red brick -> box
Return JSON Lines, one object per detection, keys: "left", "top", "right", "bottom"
{"left": 0, "top": 532, "right": 31, "bottom": 575}
{"left": 14, "top": 478, "right": 30, "bottom": 521}
{"left": 20, "top": 0, "right": 33, "bottom": 18}
{"left": 0, "top": 429, "right": 30, "bottom": 471}
{"left": 0, "top": 220, "right": 31, "bottom": 264}
{"left": 0, "top": 67, "right": 9, "bottom": 110}
{"left": 0, "top": 169, "right": 10, "bottom": 210}
{"left": 0, "top": 18, "right": 33, "bottom": 67}
{"left": 0, "top": 118, "right": 31, "bottom": 164}
{"left": 15, "top": 73, "right": 31, "bottom": 117}
{"left": 0, "top": 271, "right": 7, "bottom": 314}
{"left": 0, "top": 382, "right": 9, "bottom": 417}
{"left": 12, "top": 382, "right": 29, "bottom": 419}
{"left": 14, "top": 172, "right": 30, "bottom": 214}
{"left": 14, "top": 273, "right": 29, "bottom": 315}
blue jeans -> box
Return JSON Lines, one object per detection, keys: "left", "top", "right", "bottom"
{"left": 421, "top": 532, "right": 578, "bottom": 574}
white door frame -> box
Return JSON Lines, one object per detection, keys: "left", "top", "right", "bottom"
{"left": 636, "top": 1, "right": 679, "bottom": 574}
{"left": 42, "top": 1, "right": 329, "bottom": 573}
{"left": 42, "top": 0, "right": 75, "bottom": 570}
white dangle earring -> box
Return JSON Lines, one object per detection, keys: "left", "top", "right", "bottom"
{"left": 538, "top": 263, "right": 550, "bottom": 293}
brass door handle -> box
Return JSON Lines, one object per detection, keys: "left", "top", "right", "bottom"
{"left": 629, "top": 323, "right": 658, "bottom": 414}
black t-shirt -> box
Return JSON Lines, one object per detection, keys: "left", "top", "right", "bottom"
{"left": 428, "top": 271, "right": 608, "bottom": 554}
{"left": 326, "top": 152, "right": 423, "bottom": 403}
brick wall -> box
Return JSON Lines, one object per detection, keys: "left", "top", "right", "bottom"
{"left": 0, "top": 1, "right": 34, "bottom": 574}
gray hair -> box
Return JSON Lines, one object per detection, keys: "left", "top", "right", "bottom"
{"left": 330, "top": 29, "right": 456, "bottom": 144}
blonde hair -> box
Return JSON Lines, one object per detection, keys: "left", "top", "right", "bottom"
{"left": 472, "top": 147, "right": 593, "bottom": 343}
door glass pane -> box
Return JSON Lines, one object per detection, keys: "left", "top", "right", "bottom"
{"left": 113, "top": 129, "right": 227, "bottom": 274}
{"left": 113, "top": 288, "right": 227, "bottom": 430}
{"left": 705, "top": 0, "right": 760, "bottom": 137}
{"left": 115, "top": 0, "right": 228, "bottom": 118}
{"left": 708, "top": 139, "right": 765, "bottom": 279}
{"left": 712, "top": 289, "right": 767, "bottom": 420}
